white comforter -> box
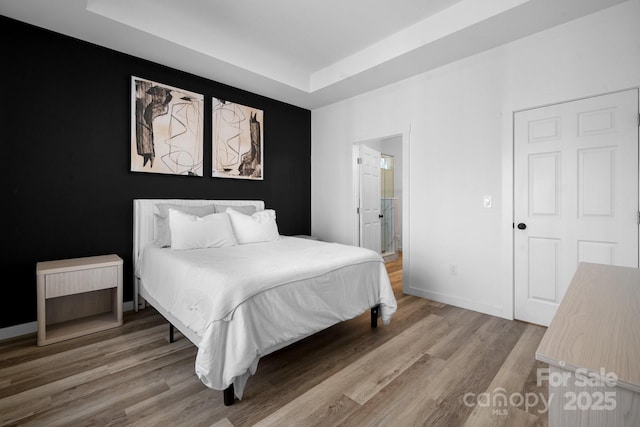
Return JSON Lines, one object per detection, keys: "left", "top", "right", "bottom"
{"left": 138, "top": 236, "right": 397, "bottom": 398}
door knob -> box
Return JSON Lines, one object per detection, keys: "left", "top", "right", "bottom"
{"left": 379, "top": 214, "right": 384, "bottom": 218}
{"left": 517, "top": 223, "right": 527, "bottom": 230}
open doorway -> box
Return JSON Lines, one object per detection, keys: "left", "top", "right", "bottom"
{"left": 353, "top": 135, "right": 403, "bottom": 261}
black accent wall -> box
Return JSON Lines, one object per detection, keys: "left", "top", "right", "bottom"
{"left": 1, "top": 16, "right": 311, "bottom": 329}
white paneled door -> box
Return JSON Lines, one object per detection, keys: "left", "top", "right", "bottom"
{"left": 514, "top": 89, "right": 639, "bottom": 326}
{"left": 359, "top": 144, "right": 382, "bottom": 253}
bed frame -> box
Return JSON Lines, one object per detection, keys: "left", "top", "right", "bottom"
{"left": 132, "top": 199, "right": 380, "bottom": 406}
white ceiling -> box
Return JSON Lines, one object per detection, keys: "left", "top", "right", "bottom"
{"left": 1, "top": 0, "right": 628, "bottom": 109}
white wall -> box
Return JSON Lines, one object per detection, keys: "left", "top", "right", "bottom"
{"left": 311, "top": 0, "right": 640, "bottom": 319}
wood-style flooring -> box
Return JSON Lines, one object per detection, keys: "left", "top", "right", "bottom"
{"left": 0, "top": 254, "right": 549, "bottom": 426}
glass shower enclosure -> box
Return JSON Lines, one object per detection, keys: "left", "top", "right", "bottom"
{"left": 380, "top": 155, "right": 398, "bottom": 260}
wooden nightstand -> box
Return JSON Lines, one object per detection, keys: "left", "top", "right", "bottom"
{"left": 36, "top": 254, "right": 123, "bottom": 346}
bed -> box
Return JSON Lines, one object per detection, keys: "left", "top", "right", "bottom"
{"left": 132, "top": 199, "right": 397, "bottom": 405}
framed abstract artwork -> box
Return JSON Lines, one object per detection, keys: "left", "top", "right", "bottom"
{"left": 212, "top": 98, "right": 263, "bottom": 180}
{"left": 131, "top": 76, "right": 204, "bottom": 176}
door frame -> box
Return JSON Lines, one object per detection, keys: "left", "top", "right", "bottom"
{"left": 511, "top": 87, "right": 640, "bottom": 320}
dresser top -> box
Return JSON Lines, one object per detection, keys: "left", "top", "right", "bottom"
{"left": 535, "top": 262, "right": 640, "bottom": 392}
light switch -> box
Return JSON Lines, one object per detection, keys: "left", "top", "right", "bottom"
{"left": 483, "top": 195, "right": 492, "bottom": 208}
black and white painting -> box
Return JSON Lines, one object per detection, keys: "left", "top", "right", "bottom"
{"left": 212, "top": 98, "right": 263, "bottom": 180}
{"left": 131, "top": 76, "right": 204, "bottom": 176}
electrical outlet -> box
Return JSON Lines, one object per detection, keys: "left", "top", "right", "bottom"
{"left": 449, "top": 264, "right": 458, "bottom": 276}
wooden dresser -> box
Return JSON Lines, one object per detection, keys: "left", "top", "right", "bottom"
{"left": 536, "top": 262, "right": 640, "bottom": 426}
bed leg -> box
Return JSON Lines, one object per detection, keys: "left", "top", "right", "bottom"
{"left": 223, "top": 384, "right": 235, "bottom": 406}
{"left": 371, "top": 305, "right": 379, "bottom": 328}
{"left": 169, "top": 323, "right": 175, "bottom": 343}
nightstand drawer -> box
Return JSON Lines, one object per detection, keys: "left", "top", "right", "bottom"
{"left": 45, "top": 266, "right": 118, "bottom": 298}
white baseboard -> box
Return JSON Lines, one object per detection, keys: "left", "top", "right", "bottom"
{"left": 0, "top": 300, "right": 136, "bottom": 342}
{"left": 404, "top": 286, "right": 509, "bottom": 320}
{"left": 123, "top": 300, "right": 134, "bottom": 312}
{"left": 0, "top": 321, "right": 37, "bottom": 341}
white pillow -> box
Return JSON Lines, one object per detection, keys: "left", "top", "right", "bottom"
{"left": 154, "top": 203, "right": 217, "bottom": 247}
{"left": 168, "top": 209, "right": 238, "bottom": 250}
{"left": 226, "top": 208, "right": 280, "bottom": 244}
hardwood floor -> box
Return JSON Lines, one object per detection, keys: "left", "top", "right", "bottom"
{"left": 0, "top": 254, "right": 549, "bottom": 426}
